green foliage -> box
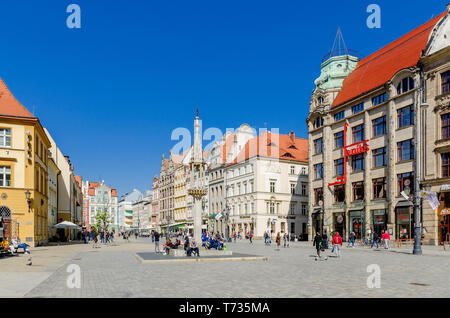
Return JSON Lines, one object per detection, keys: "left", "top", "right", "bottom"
{"left": 94, "top": 208, "right": 112, "bottom": 231}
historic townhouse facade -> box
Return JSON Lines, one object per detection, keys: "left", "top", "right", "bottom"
{"left": 86, "top": 181, "right": 118, "bottom": 231}
{"left": 159, "top": 152, "right": 176, "bottom": 231}
{"left": 421, "top": 8, "right": 450, "bottom": 245}
{"left": 307, "top": 7, "right": 449, "bottom": 244}
{"left": 0, "top": 79, "right": 51, "bottom": 246}
{"left": 118, "top": 189, "right": 142, "bottom": 230}
{"left": 225, "top": 132, "right": 308, "bottom": 238}
{"left": 174, "top": 163, "right": 188, "bottom": 224}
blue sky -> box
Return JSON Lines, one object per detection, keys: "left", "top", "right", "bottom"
{"left": 0, "top": 0, "right": 446, "bottom": 195}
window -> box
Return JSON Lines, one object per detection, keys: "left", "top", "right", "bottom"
{"left": 442, "top": 113, "right": 450, "bottom": 139}
{"left": 0, "top": 166, "right": 11, "bottom": 187}
{"left": 352, "top": 182, "right": 364, "bottom": 201}
{"left": 290, "top": 183, "right": 296, "bottom": 195}
{"left": 373, "top": 178, "right": 386, "bottom": 199}
{"left": 301, "top": 167, "right": 307, "bottom": 175}
{"left": 301, "top": 183, "right": 307, "bottom": 196}
{"left": 334, "top": 158, "right": 344, "bottom": 176}
{"left": 314, "top": 117, "right": 324, "bottom": 129}
{"left": 290, "top": 166, "right": 295, "bottom": 175}
{"left": 314, "top": 138, "right": 323, "bottom": 154}
{"left": 373, "top": 147, "right": 387, "bottom": 168}
{"left": 334, "top": 131, "right": 344, "bottom": 149}
{"left": 250, "top": 181, "right": 254, "bottom": 193}
{"left": 372, "top": 92, "right": 386, "bottom": 106}
{"left": 289, "top": 203, "right": 296, "bottom": 215}
{"left": 269, "top": 202, "right": 275, "bottom": 214}
{"left": 314, "top": 163, "right": 324, "bottom": 179}
{"left": 314, "top": 188, "right": 323, "bottom": 205}
{"left": 270, "top": 181, "right": 276, "bottom": 193}
{"left": 318, "top": 96, "right": 324, "bottom": 104}
{"left": 398, "top": 172, "right": 414, "bottom": 195}
{"left": 351, "top": 154, "right": 365, "bottom": 171}
{"left": 334, "top": 185, "right": 345, "bottom": 202}
{"left": 251, "top": 202, "right": 255, "bottom": 214}
{"left": 443, "top": 71, "right": 450, "bottom": 95}
{"left": 334, "top": 111, "right": 345, "bottom": 122}
{"left": 398, "top": 105, "right": 414, "bottom": 128}
{"left": 397, "top": 77, "right": 414, "bottom": 94}
{"left": 352, "top": 124, "right": 365, "bottom": 143}
{"left": 372, "top": 116, "right": 386, "bottom": 137}
{"left": 352, "top": 103, "right": 364, "bottom": 114}
{"left": 301, "top": 204, "right": 307, "bottom": 216}
{"left": 443, "top": 153, "right": 450, "bottom": 178}
{"left": 397, "top": 139, "right": 414, "bottom": 161}
{"left": 0, "top": 128, "right": 11, "bottom": 147}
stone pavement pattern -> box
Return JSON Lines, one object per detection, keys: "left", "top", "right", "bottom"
{"left": 1, "top": 238, "right": 449, "bottom": 297}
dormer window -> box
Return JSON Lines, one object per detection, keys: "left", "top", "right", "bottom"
{"left": 397, "top": 77, "right": 414, "bottom": 95}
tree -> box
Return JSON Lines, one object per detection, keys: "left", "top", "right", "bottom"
{"left": 94, "top": 208, "right": 112, "bottom": 231}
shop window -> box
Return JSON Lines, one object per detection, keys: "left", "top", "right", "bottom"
{"left": 352, "top": 182, "right": 364, "bottom": 201}
{"left": 396, "top": 207, "right": 413, "bottom": 240}
{"left": 373, "top": 178, "right": 386, "bottom": 199}
{"left": 334, "top": 185, "right": 345, "bottom": 203}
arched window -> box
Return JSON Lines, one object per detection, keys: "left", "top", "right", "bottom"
{"left": 397, "top": 77, "right": 414, "bottom": 95}
{"left": 318, "top": 96, "right": 324, "bottom": 104}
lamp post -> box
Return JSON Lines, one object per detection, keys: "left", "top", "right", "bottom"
{"left": 25, "top": 190, "right": 32, "bottom": 212}
{"left": 404, "top": 181, "right": 423, "bottom": 255}
{"left": 225, "top": 205, "right": 230, "bottom": 242}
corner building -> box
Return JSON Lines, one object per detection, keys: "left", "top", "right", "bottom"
{"left": 307, "top": 7, "right": 450, "bottom": 244}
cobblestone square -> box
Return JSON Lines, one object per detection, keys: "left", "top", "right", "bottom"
{"left": 0, "top": 238, "right": 448, "bottom": 298}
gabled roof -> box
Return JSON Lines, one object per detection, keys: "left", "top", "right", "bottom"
{"left": 230, "top": 132, "right": 308, "bottom": 165}
{"left": 332, "top": 11, "right": 447, "bottom": 108}
{"left": 88, "top": 182, "right": 118, "bottom": 197}
{"left": 0, "top": 78, "right": 36, "bottom": 119}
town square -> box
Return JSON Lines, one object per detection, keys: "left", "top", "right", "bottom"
{"left": 0, "top": 0, "right": 450, "bottom": 302}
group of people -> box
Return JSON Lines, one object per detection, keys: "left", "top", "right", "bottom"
{"left": 82, "top": 227, "right": 116, "bottom": 247}
{"left": 313, "top": 230, "right": 392, "bottom": 259}
{"left": 154, "top": 231, "right": 200, "bottom": 257}
{"left": 202, "top": 232, "right": 226, "bottom": 250}
{"left": 264, "top": 231, "right": 292, "bottom": 247}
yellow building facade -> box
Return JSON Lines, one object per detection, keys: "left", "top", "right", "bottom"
{"left": 0, "top": 79, "right": 51, "bottom": 247}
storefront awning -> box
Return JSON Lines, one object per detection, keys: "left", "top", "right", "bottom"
{"left": 396, "top": 200, "right": 413, "bottom": 208}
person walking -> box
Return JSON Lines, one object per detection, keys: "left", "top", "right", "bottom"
{"left": 382, "top": 230, "right": 390, "bottom": 249}
{"left": 249, "top": 232, "right": 253, "bottom": 244}
{"left": 283, "top": 233, "right": 287, "bottom": 248}
{"left": 286, "top": 232, "right": 291, "bottom": 248}
{"left": 371, "top": 231, "right": 379, "bottom": 249}
{"left": 332, "top": 232, "right": 343, "bottom": 257}
{"left": 313, "top": 232, "right": 322, "bottom": 258}
{"left": 154, "top": 231, "right": 161, "bottom": 254}
{"left": 233, "top": 231, "right": 237, "bottom": 243}
{"left": 276, "top": 232, "right": 281, "bottom": 248}
{"left": 347, "top": 231, "right": 355, "bottom": 248}
{"left": 151, "top": 231, "right": 155, "bottom": 243}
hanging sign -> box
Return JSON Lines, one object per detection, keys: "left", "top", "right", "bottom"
{"left": 337, "top": 215, "right": 344, "bottom": 224}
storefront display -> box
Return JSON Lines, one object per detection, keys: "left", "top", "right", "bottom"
{"left": 396, "top": 207, "right": 413, "bottom": 239}
{"left": 349, "top": 211, "right": 363, "bottom": 239}
{"left": 372, "top": 209, "right": 387, "bottom": 238}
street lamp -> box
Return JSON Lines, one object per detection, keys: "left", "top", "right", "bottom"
{"left": 25, "top": 190, "right": 32, "bottom": 212}
{"left": 224, "top": 205, "right": 230, "bottom": 242}
{"left": 404, "top": 181, "right": 422, "bottom": 255}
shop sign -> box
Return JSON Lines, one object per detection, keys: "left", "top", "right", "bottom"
{"left": 398, "top": 213, "right": 410, "bottom": 223}
{"left": 440, "top": 208, "right": 450, "bottom": 216}
{"left": 374, "top": 215, "right": 385, "bottom": 224}
{"left": 329, "top": 123, "right": 369, "bottom": 186}
{"left": 336, "top": 215, "right": 344, "bottom": 224}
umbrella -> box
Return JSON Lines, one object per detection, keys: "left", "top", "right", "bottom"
{"left": 54, "top": 221, "right": 81, "bottom": 241}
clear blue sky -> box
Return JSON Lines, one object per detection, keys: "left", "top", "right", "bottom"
{"left": 0, "top": 0, "right": 446, "bottom": 195}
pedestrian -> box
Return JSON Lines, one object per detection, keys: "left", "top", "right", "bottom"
{"left": 322, "top": 231, "right": 328, "bottom": 249}
{"left": 332, "top": 232, "right": 343, "bottom": 257}
{"left": 371, "top": 231, "right": 379, "bottom": 249}
{"left": 313, "top": 232, "right": 322, "bottom": 258}
{"left": 286, "top": 232, "right": 291, "bottom": 247}
{"left": 135, "top": 232, "right": 138, "bottom": 240}
{"left": 233, "top": 231, "right": 237, "bottom": 243}
{"left": 382, "top": 230, "right": 390, "bottom": 249}
{"left": 276, "top": 232, "right": 281, "bottom": 248}
{"left": 249, "top": 232, "right": 253, "bottom": 244}
{"left": 151, "top": 231, "right": 155, "bottom": 243}
{"left": 154, "top": 231, "right": 161, "bottom": 253}
{"left": 347, "top": 231, "right": 355, "bottom": 248}
{"left": 283, "top": 233, "right": 287, "bottom": 247}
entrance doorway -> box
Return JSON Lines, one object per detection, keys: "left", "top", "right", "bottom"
{"left": 440, "top": 215, "right": 450, "bottom": 244}
{"left": 349, "top": 211, "right": 363, "bottom": 240}
{"left": 0, "top": 206, "right": 12, "bottom": 243}
{"left": 334, "top": 213, "right": 345, "bottom": 238}
{"left": 312, "top": 209, "right": 323, "bottom": 235}
{"left": 372, "top": 209, "right": 387, "bottom": 238}
{"left": 396, "top": 207, "right": 413, "bottom": 240}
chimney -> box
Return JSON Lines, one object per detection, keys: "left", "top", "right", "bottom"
{"left": 289, "top": 131, "right": 295, "bottom": 143}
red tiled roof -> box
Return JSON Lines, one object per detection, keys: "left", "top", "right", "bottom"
{"left": 332, "top": 11, "right": 447, "bottom": 108}
{"left": 230, "top": 132, "right": 308, "bottom": 165}
{"left": 0, "top": 78, "right": 35, "bottom": 118}
{"left": 74, "top": 175, "right": 82, "bottom": 187}
{"left": 221, "top": 133, "right": 237, "bottom": 164}
{"left": 88, "top": 182, "right": 117, "bottom": 197}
